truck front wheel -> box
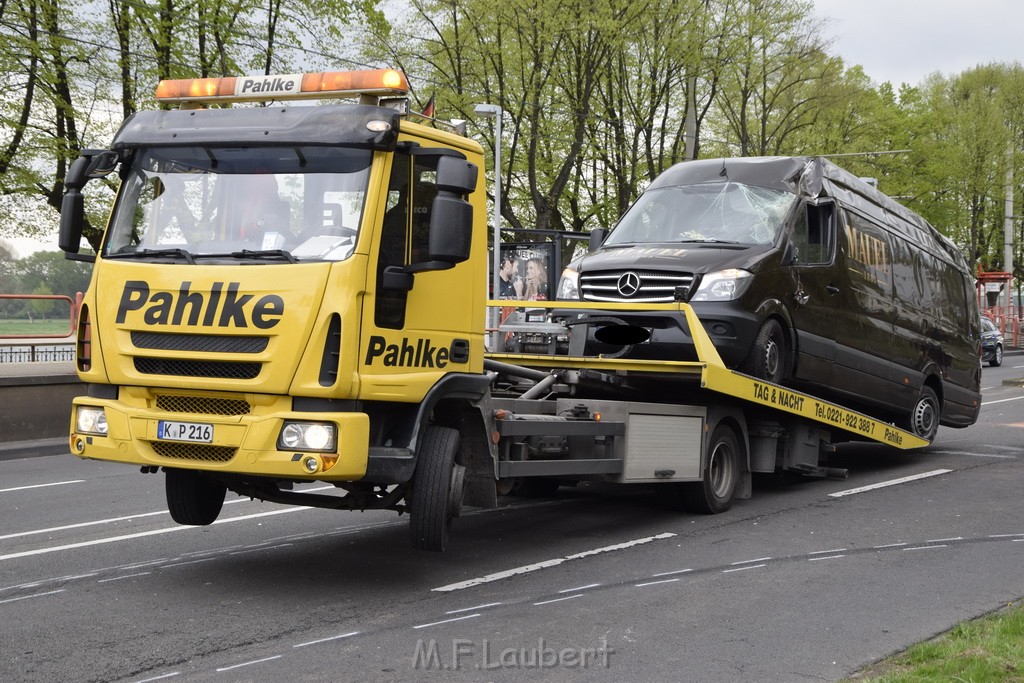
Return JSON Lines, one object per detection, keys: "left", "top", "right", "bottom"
{"left": 165, "top": 468, "right": 226, "bottom": 525}
{"left": 409, "top": 426, "right": 465, "bottom": 552}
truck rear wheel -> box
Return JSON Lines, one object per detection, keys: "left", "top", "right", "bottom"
{"left": 409, "top": 426, "right": 465, "bottom": 552}
{"left": 165, "top": 468, "right": 226, "bottom": 525}
{"left": 682, "top": 423, "right": 742, "bottom": 514}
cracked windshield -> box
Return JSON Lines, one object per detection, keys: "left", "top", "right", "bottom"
{"left": 604, "top": 181, "right": 796, "bottom": 247}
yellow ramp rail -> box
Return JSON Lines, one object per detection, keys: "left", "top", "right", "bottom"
{"left": 486, "top": 300, "right": 929, "bottom": 450}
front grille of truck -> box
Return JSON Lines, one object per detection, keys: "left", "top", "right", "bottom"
{"left": 132, "top": 331, "right": 268, "bottom": 354}
{"left": 134, "top": 357, "right": 261, "bottom": 379}
{"left": 580, "top": 270, "right": 696, "bottom": 303}
{"left": 156, "top": 395, "right": 251, "bottom": 416}
{"left": 151, "top": 441, "right": 236, "bottom": 463}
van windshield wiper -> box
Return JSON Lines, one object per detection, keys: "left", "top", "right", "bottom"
{"left": 106, "top": 247, "right": 196, "bottom": 264}
{"left": 230, "top": 249, "right": 297, "bottom": 263}
{"left": 678, "top": 239, "right": 744, "bottom": 245}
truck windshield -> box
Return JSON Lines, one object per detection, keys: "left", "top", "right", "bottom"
{"left": 104, "top": 146, "right": 373, "bottom": 262}
{"left": 604, "top": 182, "right": 795, "bottom": 247}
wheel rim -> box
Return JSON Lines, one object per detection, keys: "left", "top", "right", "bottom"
{"left": 763, "top": 337, "right": 780, "bottom": 379}
{"left": 912, "top": 396, "right": 937, "bottom": 438}
{"left": 996, "top": 346, "right": 1003, "bottom": 364}
{"left": 708, "top": 440, "right": 736, "bottom": 499}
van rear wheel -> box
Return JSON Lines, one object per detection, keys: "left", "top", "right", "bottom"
{"left": 905, "top": 386, "right": 940, "bottom": 442}
{"left": 748, "top": 319, "right": 789, "bottom": 383}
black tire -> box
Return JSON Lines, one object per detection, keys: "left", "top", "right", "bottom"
{"left": 905, "top": 385, "right": 940, "bottom": 442}
{"left": 409, "top": 426, "right": 464, "bottom": 552}
{"left": 680, "top": 423, "right": 742, "bottom": 514}
{"left": 510, "top": 477, "right": 561, "bottom": 498}
{"left": 165, "top": 468, "right": 226, "bottom": 525}
{"left": 747, "top": 319, "right": 790, "bottom": 383}
{"left": 990, "top": 344, "right": 1003, "bottom": 367}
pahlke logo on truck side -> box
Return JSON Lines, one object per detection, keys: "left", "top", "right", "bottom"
{"left": 116, "top": 280, "right": 284, "bottom": 328}
{"left": 364, "top": 335, "right": 454, "bottom": 368}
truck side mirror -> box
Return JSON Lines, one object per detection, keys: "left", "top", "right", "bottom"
{"left": 425, "top": 155, "right": 477, "bottom": 265}
{"left": 60, "top": 149, "right": 117, "bottom": 257}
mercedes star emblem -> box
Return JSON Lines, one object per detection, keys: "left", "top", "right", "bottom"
{"left": 617, "top": 271, "right": 642, "bottom": 297}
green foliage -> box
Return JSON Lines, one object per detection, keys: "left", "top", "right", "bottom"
{"left": 851, "top": 601, "right": 1024, "bottom": 682}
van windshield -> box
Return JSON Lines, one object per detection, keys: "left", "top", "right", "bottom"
{"left": 104, "top": 146, "right": 372, "bottom": 262}
{"left": 605, "top": 182, "right": 795, "bottom": 247}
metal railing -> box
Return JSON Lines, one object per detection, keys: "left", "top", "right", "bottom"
{"left": 0, "top": 293, "right": 78, "bottom": 363}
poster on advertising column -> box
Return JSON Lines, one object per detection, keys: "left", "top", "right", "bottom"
{"left": 496, "top": 243, "right": 554, "bottom": 302}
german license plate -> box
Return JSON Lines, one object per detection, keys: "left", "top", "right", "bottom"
{"left": 157, "top": 420, "right": 214, "bottom": 443}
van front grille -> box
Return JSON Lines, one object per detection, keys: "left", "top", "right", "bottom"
{"left": 151, "top": 441, "right": 236, "bottom": 463}
{"left": 580, "top": 270, "right": 696, "bottom": 303}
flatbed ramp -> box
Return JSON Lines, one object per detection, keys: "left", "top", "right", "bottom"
{"left": 486, "top": 301, "right": 928, "bottom": 450}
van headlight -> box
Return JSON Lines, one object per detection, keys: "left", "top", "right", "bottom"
{"left": 691, "top": 269, "right": 753, "bottom": 302}
{"left": 557, "top": 268, "right": 581, "bottom": 300}
{"left": 76, "top": 406, "right": 108, "bottom": 436}
{"left": 278, "top": 421, "right": 337, "bottom": 452}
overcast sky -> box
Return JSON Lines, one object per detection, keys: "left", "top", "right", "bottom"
{"left": 812, "top": 0, "right": 1023, "bottom": 86}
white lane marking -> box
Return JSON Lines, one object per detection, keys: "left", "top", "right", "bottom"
{"left": 874, "top": 542, "right": 907, "bottom": 549}
{"left": 293, "top": 632, "right": 360, "bottom": 648}
{"left": 432, "top": 532, "right": 676, "bottom": 592}
{"left": 0, "top": 480, "right": 85, "bottom": 493}
{"left": 534, "top": 594, "right": 583, "bottom": 606}
{"left": 0, "top": 487, "right": 332, "bottom": 542}
{"left": 933, "top": 450, "right": 1015, "bottom": 459}
{"left": 809, "top": 548, "right": 847, "bottom": 555}
{"left": 134, "top": 672, "right": 180, "bottom": 682}
{"left": 414, "top": 613, "right": 481, "bottom": 629}
{"left": 635, "top": 578, "right": 680, "bottom": 588}
{"left": 829, "top": 469, "right": 952, "bottom": 498}
{"left": 926, "top": 537, "right": 963, "bottom": 543}
{"left": 97, "top": 572, "right": 151, "bottom": 583}
{"left": 652, "top": 568, "right": 693, "bottom": 578}
{"left": 731, "top": 556, "right": 771, "bottom": 565}
{"left": 228, "top": 543, "right": 293, "bottom": 555}
{"left": 808, "top": 554, "right": 845, "bottom": 562}
{"left": 446, "top": 602, "right": 502, "bottom": 615}
{"left": 722, "top": 563, "right": 766, "bottom": 573}
{"left": 982, "top": 395, "right": 1024, "bottom": 406}
{"left": 216, "top": 655, "right": 281, "bottom": 672}
{"left": 990, "top": 533, "right": 1024, "bottom": 538}
{"left": 0, "top": 507, "right": 307, "bottom": 562}
{"left": 0, "top": 589, "right": 65, "bottom": 604}
{"left": 160, "top": 557, "right": 218, "bottom": 569}
{"left": 904, "top": 544, "right": 948, "bottom": 551}
{"left": 558, "top": 583, "right": 601, "bottom": 594}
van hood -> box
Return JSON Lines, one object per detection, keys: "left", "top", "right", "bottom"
{"left": 577, "top": 243, "right": 772, "bottom": 274}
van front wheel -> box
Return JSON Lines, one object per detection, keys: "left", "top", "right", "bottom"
{"left": 748, "top": 319, "right": 790, "bottom": 383}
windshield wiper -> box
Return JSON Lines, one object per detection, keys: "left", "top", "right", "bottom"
{"left": 106, "top": 247, "right": 196, "bottom": 264}
{"left": 678, "top": 238, "right": 743, "bottom": 245}
{"left": 230, "top": 249, "right": 297, "bottom": 263}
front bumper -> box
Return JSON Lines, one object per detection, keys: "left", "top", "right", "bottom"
{"left": 69, "top": 388, "right": 369, "bottom": 481}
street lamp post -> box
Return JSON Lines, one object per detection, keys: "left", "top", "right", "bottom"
{"left": 474, "top": 103, "right": 502, "bottom": 349}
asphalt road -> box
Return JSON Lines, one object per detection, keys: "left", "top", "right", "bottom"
{"left": 2, "top": 362, "right": 1023, "bottom": 682}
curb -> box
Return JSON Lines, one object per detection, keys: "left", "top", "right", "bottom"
{"left": 0, "top": 437, "right": 69, "bottom": 461}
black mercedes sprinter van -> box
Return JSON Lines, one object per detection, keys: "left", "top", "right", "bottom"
{"left": 555, "top": 156, "right": 981, "bottom": 439}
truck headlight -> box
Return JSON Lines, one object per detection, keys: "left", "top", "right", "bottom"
{"left": 690, "top": 269, "right": 753, "bottom": 302}
{"left": 76, "top": 406, "right": 108, "bottom": 436}
{"left": 279, "top": 421, "right": 337, "bottom": 452}
{"left": 556, "top": 268, "right": 581, "bottom": 300}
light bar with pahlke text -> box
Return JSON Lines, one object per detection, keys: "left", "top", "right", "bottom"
{"left": 155, "top": 69, "right": 410, "bottom": 105}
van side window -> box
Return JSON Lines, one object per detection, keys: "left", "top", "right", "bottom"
{"left": 794, "top": 202, "right": 834, "bottom": 265}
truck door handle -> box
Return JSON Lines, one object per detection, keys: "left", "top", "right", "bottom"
{"left": 826, "top": 285, "right": 840, "bottom": 295}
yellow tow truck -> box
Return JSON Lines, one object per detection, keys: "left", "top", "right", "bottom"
{"left": 58, "top": 69, "right": 926, "bottom": 551}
